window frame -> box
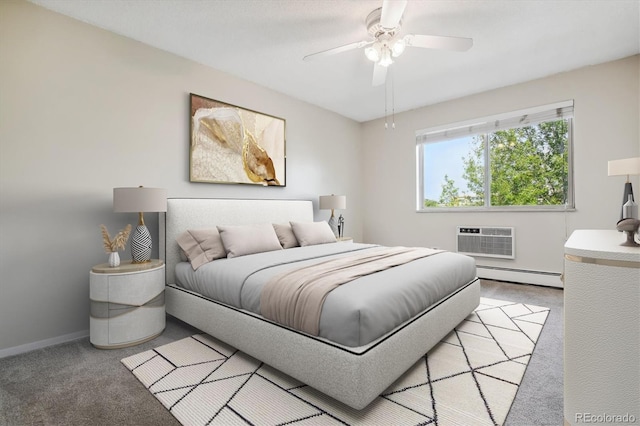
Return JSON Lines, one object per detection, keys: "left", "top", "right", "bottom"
{"left": 416, "top": 101, "right": 575, "bottom": 212}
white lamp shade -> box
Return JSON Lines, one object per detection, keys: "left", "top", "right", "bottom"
{"left": 113, "top": 187, "right": 167, "bottom": 213}
{"left": 608, "top": 157, "right": 640, "bottom": 177}
{"left": 319, "top": 195, "right": 346, "bottom": 210}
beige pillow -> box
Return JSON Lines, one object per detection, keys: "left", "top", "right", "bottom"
{"left": 176, "top": 228, "right": 226, "bottom": 270}
{"left": 272, "top": 223, "right": 299, "bottom": 248}
{"left": 290, "top": 221, "right": 337, "bottom": 246}
{"left": 217, "top": 223, "right": 283, "bottom": 258}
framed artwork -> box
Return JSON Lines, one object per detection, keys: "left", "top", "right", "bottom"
{"left": 189, "top": 93, "right": 286, "bottom": 186}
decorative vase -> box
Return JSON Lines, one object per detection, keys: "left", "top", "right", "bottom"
{"left": 108, "top": 251, "right": 120, "bottom": 267}
{"left": 622, "top": 194, "right": 638, "bottom": 220}
{"left": 131, "top": 224, "right": 152, "bottom": 263}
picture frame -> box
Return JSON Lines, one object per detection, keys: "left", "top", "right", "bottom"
{"left": 189, "top": 93, "right": 286, "bottom": 186}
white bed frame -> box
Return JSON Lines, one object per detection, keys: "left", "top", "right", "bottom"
{"left": 159, "top": 198, "right": 480, "bottom": 409}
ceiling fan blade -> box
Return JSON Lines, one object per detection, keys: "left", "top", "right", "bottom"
{"left": 380, "top": 0, "right": 407, "bottom": 29}
{"left": 372, "top": 63, "right": 387, "bottom": 86}
{"left": 405, "top": 34, "right": 473, "bottom": 52}
{"left": 303, "top": 40, "right": 372, "bottom": 61}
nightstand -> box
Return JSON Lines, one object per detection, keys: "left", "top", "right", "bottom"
{"left": 90, "top": 259, "right": 165, "bottom": 349}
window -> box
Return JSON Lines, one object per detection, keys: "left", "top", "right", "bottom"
{"left": 416, "top": 101, "right": 574, "bottom": 211}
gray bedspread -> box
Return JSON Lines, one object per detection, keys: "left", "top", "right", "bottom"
{"left": 175, "top": 243, "right": 476, "bottom": 347}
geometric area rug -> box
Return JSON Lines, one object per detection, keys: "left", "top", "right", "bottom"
{"left": 122, "top": 298, "right": 549, "bottom": 426}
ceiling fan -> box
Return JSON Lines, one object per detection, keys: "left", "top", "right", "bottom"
{"left": 303, "top": 0, "right": 473, "bottom": 86}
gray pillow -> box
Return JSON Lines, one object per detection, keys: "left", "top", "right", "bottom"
{"left": 217, "top": 223, "right": 283, "bottom": 258}
{"left": 290, "top": 221, "right": 337, "bottom": 246}
{"left": 272, "top": 223, "right": 299, "bottom": 248}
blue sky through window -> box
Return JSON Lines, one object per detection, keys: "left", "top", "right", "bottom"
{"left": 423, "top": 136, "right": 477, "bottom": 202}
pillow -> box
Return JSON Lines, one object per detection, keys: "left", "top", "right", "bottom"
{"left": 217, "top": 223, "right": 283, "bottom": 258}
{"left": 272, "top": 223, "right": 299, "bottom": 248}
{"left": 290, "top": 221, "right": 337, "bottom": 246}
{"left": 179, "top": 249, "right": 189, "bottom": 262}
{"left": 176, "top": 228, "right": 226, "bottom": 270}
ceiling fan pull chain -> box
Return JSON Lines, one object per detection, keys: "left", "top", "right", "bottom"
{"left": 384, "top": 77, "right": 388, "bottom": 129}
{"left": 392, "top": 67, "right": 396, "bottom": 129}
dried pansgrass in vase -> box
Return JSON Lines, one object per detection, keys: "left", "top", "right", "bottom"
{"left": 100, "top": 224, "right": 132, "bottom": 252}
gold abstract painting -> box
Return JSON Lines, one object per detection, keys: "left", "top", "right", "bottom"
{"left": 189, "top": 93, "right": 286, "bottom": 186}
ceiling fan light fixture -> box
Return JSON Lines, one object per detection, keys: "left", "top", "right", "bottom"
{"left": 364, "top": 44, "right": 381, "bottom": 62}
{"left": 391, "top": 38, "right": 406, "bottom": 57}
{"left": 378, "top": 48, "right": 393, "bottom": 67}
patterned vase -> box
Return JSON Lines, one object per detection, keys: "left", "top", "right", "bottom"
{"left": 131, "top": 225, "right": 152, "bottom": 263}
{"left": 108, "top": 251, "right": 120, "bottom": 267}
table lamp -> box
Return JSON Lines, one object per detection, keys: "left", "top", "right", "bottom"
{"left": 319, "top": 194, "right": 346, "bottom": 237}
{"left": 113, "top": 186, "right": 167, "bottom": 263}
{"left": 608, "top": 157, "right": 640, "bottom": 220}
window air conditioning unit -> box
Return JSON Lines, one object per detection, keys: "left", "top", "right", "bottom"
{"left": 456, "top": 226, "right": 515, "bottom": 259}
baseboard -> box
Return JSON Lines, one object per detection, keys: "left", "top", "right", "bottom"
{"left": 477, "top": 265, "right": 563, "bottom": 288}
{"left": 0, "top": 329, "right": 89, "bottom": 359}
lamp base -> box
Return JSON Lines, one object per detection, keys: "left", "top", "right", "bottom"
{"left": 327, "top": 216, "right": 339, "bottom": 237}
{"left": 131, "top": 225, "right": 152, "bottom": 263}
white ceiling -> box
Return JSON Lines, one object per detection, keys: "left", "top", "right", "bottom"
{"left": 29, "top": 0, "right": 640, "bottom": 122}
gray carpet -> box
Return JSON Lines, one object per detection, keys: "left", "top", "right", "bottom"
{"left": 481, "top": 281, "right": 563, "bottom": 426}
{"left": 0, "top": 280, "right": 563, "bottom": 426}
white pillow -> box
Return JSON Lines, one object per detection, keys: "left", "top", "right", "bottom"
{"left": 272, "top": 223, "right": 299, "bottom": 248}
{"left": 290, "top": 221, "right": 337, "bottom": 246}
{"left": 217, "top": 223, "right": 283, "bottom": 258}
{"left": 176, "top": 229, "right": 226, "bottom": 270}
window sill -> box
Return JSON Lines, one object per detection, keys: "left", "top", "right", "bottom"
{"left": 417, "top": 206, "right": 576, "bottom": 213}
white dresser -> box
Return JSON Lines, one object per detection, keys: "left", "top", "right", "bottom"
{"left": 564, "top": 230, "right": 640, "bottom": 425}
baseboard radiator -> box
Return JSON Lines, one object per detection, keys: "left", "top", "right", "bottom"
{"left": 476, "top": 265, "right": 563, "bottom": 288}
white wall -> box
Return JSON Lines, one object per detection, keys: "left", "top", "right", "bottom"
{"left": 0, "top": 1, "right": 362, "bottom": 354}
{"left": 361, "top": 55, "right": 640, "bottom": 279}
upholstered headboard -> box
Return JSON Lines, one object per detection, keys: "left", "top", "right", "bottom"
{"left": 159, "top": 198, "right": 314, "bottom": 284}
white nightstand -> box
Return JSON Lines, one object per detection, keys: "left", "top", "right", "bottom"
{"left": 90, "top": 259, "right": 165, "bottom": 349}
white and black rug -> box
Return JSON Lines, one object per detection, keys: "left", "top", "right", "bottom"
{"left": 122, "top": 298, "right": 549, "bottom": 425}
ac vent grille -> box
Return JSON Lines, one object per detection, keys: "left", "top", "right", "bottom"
{"left": 456, "top": 226, "right": 515, "bottom": 259}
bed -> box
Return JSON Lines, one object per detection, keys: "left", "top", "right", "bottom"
{"left": 160, "top": 198, "right": 480, "bottom": 410}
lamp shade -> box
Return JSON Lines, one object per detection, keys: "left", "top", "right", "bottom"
{"left": 608, "top": 157, "right": 640, "bottom": 177}
{"left": 113, "top": 187, "right": 167, "bottom": 213}
{"left": 319, "top": 195, "right": 346, "bottom": 210}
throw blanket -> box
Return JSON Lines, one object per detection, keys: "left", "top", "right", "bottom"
{"left": 260, "top": 246, "right": 443, "bottom": 336}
